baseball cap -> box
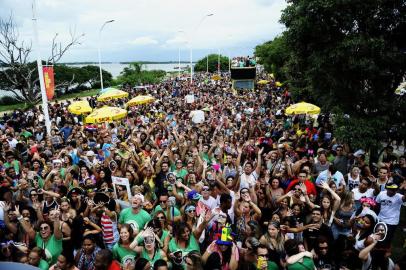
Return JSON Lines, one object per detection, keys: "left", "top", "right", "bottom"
{"left": 354, "top": 149, "right": 365, "bottom": 157}
{"left": 86, "top": 151, "right": 95, "bottom": 157}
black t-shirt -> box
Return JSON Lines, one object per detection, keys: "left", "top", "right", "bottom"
{"left": 303, "top": 223, "right": 333, "bottom": 251}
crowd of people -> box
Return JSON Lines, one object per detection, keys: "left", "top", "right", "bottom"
{"left": 0, "top": 69, "right": 405, "bottom": 270}
{"left": 231, "top": 56, "right": 256, "bottom": 68}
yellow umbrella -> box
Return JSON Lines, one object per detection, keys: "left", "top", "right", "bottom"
{"left": 258, "top": 80, "right": 269, "bottom": 85}
{"left": 285, "top": 102, "right": 321, "bottom": 115}
{"left": 126, "top": 95, "right": 156, "bottom": 107}
{"left": 275, "top": 81, "right": 283, "bottom": 87}
{"left": 68, "top": 100, "right": 93, "bottom": 115}
{"left": 97, "top": 89, "right": 129, "bottom": 101}
{"left": 212, "top": 74, "right": 222, "bottom": 81}
{"left": 85, "top": 106, "right": 127, "bottom": 123}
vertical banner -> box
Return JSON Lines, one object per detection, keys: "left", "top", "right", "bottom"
{"left": 42, "top": 66, "right": 55, "bottom": 100}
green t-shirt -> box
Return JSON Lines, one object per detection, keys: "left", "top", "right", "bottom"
{"left": 35, "top": 233, "right": 63, "bottom": 265}
{"left": 287, "top": 257, "right": 315, "bottom": 270}
{"left": 168, "top": 234, "right": 200, "bottom": 255}
{"left": 141, "top": 247, "right": 163, "bottom": 266}
{"left": 153, "top": 205, "right": 180, "bottom": 219}
{"left": 22, "top": 131, "right": 33, "bottom": 138}
{"left": 38, "top": 259, "right": 50, "bottom": 270}
{"left": 112, "top": 243, "right": 138, "bottom": 266}
{"left": 160, "top": 229, "right": 170, "bottom": 244}
{"left": 4, "top": 160, "right": 20, "bottom": 173}
{"left": 172, "top": 168, "right": 188, "bottom": 180}
{"left": 118, "top": 208, "right": 151, "bottom": 232}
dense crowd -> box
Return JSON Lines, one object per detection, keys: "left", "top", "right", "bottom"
{"left": 0, "top": 70, "right": 405, "bottom": 270}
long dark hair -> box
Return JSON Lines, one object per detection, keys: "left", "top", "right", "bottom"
{"left": 118, "top": 224, "right": 134, "bottom": 244}
{"left": 358, "top": 214, "right": 376, "bottom": 240}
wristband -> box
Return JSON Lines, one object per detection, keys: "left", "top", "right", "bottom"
{"left": 17, "top": 216, "right": 24, "bottom": 221}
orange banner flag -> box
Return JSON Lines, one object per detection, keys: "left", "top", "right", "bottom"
{"left": 43, "top": 66, "right": 55, "bottom": 100}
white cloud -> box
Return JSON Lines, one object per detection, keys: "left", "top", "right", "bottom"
{"left": 1, "top": 0, "right": 288, "bottom": 61}
{"left": 129, "top": 36, "right": 158, "bottom": 46}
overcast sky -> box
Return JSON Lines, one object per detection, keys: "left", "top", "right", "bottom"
{"left": 1, "top": 0, "right": 287, "bottom": 62}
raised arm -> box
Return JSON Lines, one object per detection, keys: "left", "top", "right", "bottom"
{"left": 193, "top": 211, "right": 212, "bottom": 240}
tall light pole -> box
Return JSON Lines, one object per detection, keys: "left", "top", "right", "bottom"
{"left": 206, "top": 53, "right": 209, "bottom": 73}
{"left": 32, "top": 0, "right": 51, "bottom": 136}
{"left": 227, "top": 35, "right": 232, "bottom": 73}
{"left": 178, "top": 47, "right": 181, "bottom": 78}
{"left": 98, "top": 20, "right": 114, "bottom": 92}
{"left": 189, "top": 13, "right": 214, "bottom": 84}
{"left": 177, "top": 30, "right": 186, "bottom": 79}
{"left": 217, "top": 48, "right": 220, "bottom": 74}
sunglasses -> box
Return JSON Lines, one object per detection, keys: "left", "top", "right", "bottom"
{"left": 186, "top": 209, "right": 196, "bottom": 213}
{"left": 159, "top": 200, "right": 167, "bottom": 203}
{"left": 156, "top": 216, "right": 166, "bottom": 220}
{"left": 319, "top": 246, "right": 328, "bottom": 250}
{"left": 202, "top": 188, "right": 210, "bottom": 191}
{"left": 40, "top": 226, "right": 50, "bottom": 231}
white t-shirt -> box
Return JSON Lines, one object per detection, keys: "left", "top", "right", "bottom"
{"left": 199, "top": 196, "right": 217, "bottom": 210}
{"left": 189, "top": 110, "right": 205, "bottom": 124}
{"left": 239, "top": 171, "right": 258, "bottom": 190}
{"left": 376, "top": 191, "right": 404, "bottom": 225}
{"left": 214, "top": 191, "right": 236, "bottom": 223}
{"left": 352, "top": 188, "right": 375, "bottom": 201}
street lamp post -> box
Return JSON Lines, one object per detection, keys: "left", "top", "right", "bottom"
{"left": 189, "top": 13, "right": 213, "bottom": 84}
{"left": 32, "top": 0, "right": 51, "bottom": 136}
{"left": 178, "top": 47, "right": 181, "bottom": 78}
{"left": 98, "top": 20, "right": 114, "bottom": 92}
{"left": 206, "top": 53, "right": 209, "bottom": 73}
{"left": 218, "top": 48, "right": 220, "bottom": 74}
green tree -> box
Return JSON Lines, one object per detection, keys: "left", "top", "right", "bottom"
{"left": 0, "top": 15, "right": 83, "bottom": 104}
{"left": 194, "top": 54, "right": 230, "bottom": 73}
{"left": 115, "top": 62, "right": 165, "bottom": 86}
{"left": 255, "top": 34, "right": 290, "bottom": 81}
{"left": 257, "top": 0, "right": 406, "bottom": 155}
{"left": 79, "top": 65, "right": 112, "bottom": 89}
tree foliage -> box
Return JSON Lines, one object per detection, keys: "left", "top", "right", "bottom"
{"left": 115, "top": 62, "right": 166, "bottom": 86}
{"left": 0, "top": 15, "right": 83, "bottom": 104}
{"left": 194, "top": 54, "right": 230, "bottom": 73}
{"left": 255, "top": 34, "right": 290, "bottom": 82}
{"left": 53, "top": 65, "right": 112, "bottom": 94}
{"left": 256, "top": 0, "right": 406, "bottom": 153}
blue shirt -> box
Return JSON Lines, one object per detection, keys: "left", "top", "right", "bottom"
{"left": 60, "top": 126, "right": 73, "bottom": 141}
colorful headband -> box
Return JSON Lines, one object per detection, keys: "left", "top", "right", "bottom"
{"left": 360, "top": 197, "right": 376, "bottom": 207}
{"left": 185, "top": 205, "right": 196, "bottom": 213}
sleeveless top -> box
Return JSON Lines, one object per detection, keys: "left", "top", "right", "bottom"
{"left": 354, "top": 231, "right": 366, "bottom": 251}
{"left": 101, "top": 212, "right": 119, "bottom": 244}
{"left": 141, "top": 248, "right": 162, "bottom": 266}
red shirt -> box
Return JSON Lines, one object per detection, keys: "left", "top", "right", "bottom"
{"left": 108, "top": 260, "right": 121, "bottom": 270}
{"left": 286, "top": 179, "right": 317, "bottom": 196}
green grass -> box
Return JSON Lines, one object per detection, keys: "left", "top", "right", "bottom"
{"left": 0, "top": 88, "right": 100, "bottom": 112}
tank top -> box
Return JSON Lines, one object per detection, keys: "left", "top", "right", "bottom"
{"left": 43, "top": 200, "right": 59, "bottom": 216}
{"left": 354, "top": 231, "right": 367, "bottom": 251}
{"left": 101, "top": 213, "right": 119, "bottom": 244}
{"left": 347, "top": 173, "right": 360, "bottom": 190}
{"left": 141, "top": 248, "right": 162, "bottom": 266}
